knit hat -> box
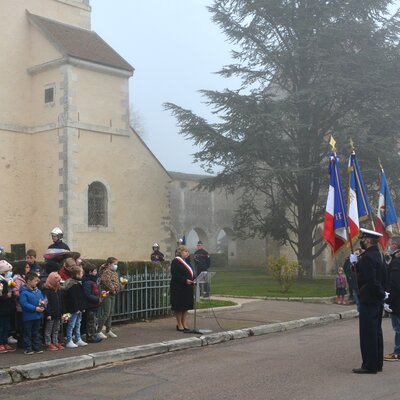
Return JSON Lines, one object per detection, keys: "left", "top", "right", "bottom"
{"left": 0, "top": 260, "right": 12, "bottom": 274}
{"left": 45, "top": 272, "right": 62, "bottom": 289}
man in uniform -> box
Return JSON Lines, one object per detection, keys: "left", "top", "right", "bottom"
{"left": 351, "top": 228, "right": 387, "bottom": 374}
{"left": 384, "top": 235, "right": 400, "bottom": 361}
{"left": 151, "top": 243, "right": 165, "bottom": 265}
{"left": 194, "top": 241, "right": 211, "bottom": 297}
{"left": 48, "top": 227, "right": 70, "bottom": 250}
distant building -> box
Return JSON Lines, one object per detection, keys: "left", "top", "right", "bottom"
{"left": 168, "top": 171, "right": 278, "bottom": 266}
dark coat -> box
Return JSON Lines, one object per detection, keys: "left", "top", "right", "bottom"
{"left": 42, "top": 287, "right": 64, "bottom": 318}
{"left": 170, "top": 258, "right": 194, "bottom": 311}
{"left": 82, "top": 274, "right": 101, "bottom": 310}
{"left": 63, "top": 279, "right": 87, "bottom": 313}
{"left": 48, "top": 241, "right": 70, "bottom": 251}
{"left": 357, "top": 245, "right": 386, "bottom": 305}
{"left": 0, "top": 280, "right": 16, "bottom": 317}
{"left": 387, "top": 250, "right": 400, "bottom": 314}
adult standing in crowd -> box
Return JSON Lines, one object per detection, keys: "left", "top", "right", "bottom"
{"left": 48, "top": 227, "right": 70, "bottom": 251}
{"left": 170, "top": 245, "right": 194, "bottom": 332}
{"left": 194, "top": 241, "right": 211, "bottom": 297}
{"left": 384, "top": 235, "right": 400, "bottom": 361}
{"left": 352, "top": 228, "right": 387, "bottom": 374}
{"left": 97, "top": 257, "right": 125, "bottom": 339}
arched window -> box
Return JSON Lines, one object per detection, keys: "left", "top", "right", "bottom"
{"left": 88, "top": 182, "right": 108, "bottom": 227}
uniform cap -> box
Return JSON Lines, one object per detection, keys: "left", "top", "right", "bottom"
{"left": 359, "top": 228, "right": 383, "bottom": 239}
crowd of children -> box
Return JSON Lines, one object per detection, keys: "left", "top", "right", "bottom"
{"left": 0, "top": 245, "right": 126, "bottom": 355}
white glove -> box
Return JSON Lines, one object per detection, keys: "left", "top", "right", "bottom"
{"left": 384, "top": 303, "right": 392, "bottom": 313}
{"left": 384, "top": 291, "right": 390, "bottom": 301}
{"left": 349, "top": 254, "right": 358, "bottom": 263}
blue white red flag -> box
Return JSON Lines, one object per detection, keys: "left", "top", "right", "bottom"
{"left": 323, "top": 152, "right": 348, "bottom": 254}
{"left": 347, "top": 152, "right": 372, "bottom": 240}
{"left": 376, "top": 169, "right": 398, "bottom": 249}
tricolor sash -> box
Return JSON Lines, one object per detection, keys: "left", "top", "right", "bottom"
{"left": 175, "top": 256, "right": 194, "bottom": 279}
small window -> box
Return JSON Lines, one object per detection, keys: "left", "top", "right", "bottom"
{"left": 44, "top": 87, "right": 54, "bottom": 104}
{"left": 11, "top": 244, "right": 26, "bottom": 261}
{"left": 88, "top": 182, "right": 108, "bottom": 227}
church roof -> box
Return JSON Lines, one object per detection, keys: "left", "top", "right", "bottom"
{"left": 168, "top": 171, "right": 213, "bottom": 181}
{"left": 27, "top": 11, "right": 134, "bottom": 73}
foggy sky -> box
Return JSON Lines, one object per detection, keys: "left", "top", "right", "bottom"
{"left": 91, "top": 1, "right": 400, "bottom": 176}
{"left": 91, "top": 0, "right": 238, "bottom": 175}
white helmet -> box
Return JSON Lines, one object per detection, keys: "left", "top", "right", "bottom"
{"left": 50, "top": 227, "right": 63, "bottom": 237}
{"left": 152, "top": 243, "right": 159, "bottom": 249}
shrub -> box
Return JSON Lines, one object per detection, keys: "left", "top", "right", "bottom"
{"left": 267, "top": 256, "right": 301, "bottom": 293}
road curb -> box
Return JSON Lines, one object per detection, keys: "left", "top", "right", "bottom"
{"left": 0, "top": 308, "right": 358, "bottom": 385}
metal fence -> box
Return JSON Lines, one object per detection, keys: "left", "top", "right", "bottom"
{"left": 111, "top": 266, "right": 171, "bottom": 323}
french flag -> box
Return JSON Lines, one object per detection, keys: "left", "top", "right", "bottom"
{"left": 323, "top": 152, "right": 348, "bottom": 254}
{"left": 376, "top": 169, "right": 398, "bottom": 249}
{"left": 347, "top": 152, "right": 371, "bottom": 241}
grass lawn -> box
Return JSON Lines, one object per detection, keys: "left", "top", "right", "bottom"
{"left": 210, "top": 265, "right": 334, "bottom": 298}
{"left": 196, "top": 298, "right": 236, "bottom": 309}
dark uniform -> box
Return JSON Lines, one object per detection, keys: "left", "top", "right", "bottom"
{"left": 48, "top": 241, "right": 70, "bottom": 251}
{"left": 194, "top": 247, "right": 211, "bottom": 296}
{"left": 385, "top": 249, "right": 400, "bottom": 357}
{"left": 355, "top": 244, "right": 387, "bottom": 373}
{"left": 151, "top": 250, "right": 165, "bottom": 264}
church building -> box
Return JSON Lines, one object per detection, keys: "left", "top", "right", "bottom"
{"left": 0, "top": 0, "right": 171, "bottom": 260}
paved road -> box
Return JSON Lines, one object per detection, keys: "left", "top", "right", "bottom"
{"left": 5, "top": 317, "right": 399, "bottom": 400}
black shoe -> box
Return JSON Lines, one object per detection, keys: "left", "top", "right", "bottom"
{"left": 183, "top": 328, "right": 191, "bottom": 333}
{"left": 352, "top": 368, "right": 377, "bottom": 374}
{"left": 176, "top": 325, "right": 184, "bottom": 332}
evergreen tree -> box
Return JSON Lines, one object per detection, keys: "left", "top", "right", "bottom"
{"left": 165, "top": 0, "right": 400, "bottom": 276}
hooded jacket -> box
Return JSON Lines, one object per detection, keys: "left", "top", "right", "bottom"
{"left": 63, "top": 278, "right": 87, "bottom": 313}
{"left": 19, "top": 285, "right": 45, "bottom": 321}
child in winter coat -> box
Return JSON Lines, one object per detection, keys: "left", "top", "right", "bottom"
{"left": 335, "top": 267, "right": 348, "bottom": 305}
{"left": 12, "top": 261, "right": 30, "bottom": 348}
{"left": 82, "top": 262, "right": 102, "bottom": 343}
{"left": 19, "top": 272, "right": 46, "bottom": 354}
{"left": 0, "top": 260, "right": 16, "bottom": 353}
{"left": 63, "top": 266, "right": 87, "bottom": 348}
{"left": 42, "top": 272, "right": 64, "bottom": 350}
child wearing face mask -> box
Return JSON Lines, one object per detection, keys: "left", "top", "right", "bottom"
{"left": 0, "top": 260, "right": 17, "bottom": 353}
{"left": 97, "top": 257, "right": 126, "bottom": 339}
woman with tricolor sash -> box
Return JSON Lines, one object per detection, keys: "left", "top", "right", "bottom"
{"left": 170, "top": 245, "right": 194, "bottom": 332}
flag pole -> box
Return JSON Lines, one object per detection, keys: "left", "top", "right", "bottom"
{"left": 330, "top": 136, "right": 354, "bottom": 253}
{"left": 350, "top": 139, "right": 375, "bottom": 231}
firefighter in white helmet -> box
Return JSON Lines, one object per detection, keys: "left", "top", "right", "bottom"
{"left": 151, "top": 243, "right": 164, "bottom": 264}
{"left": 48, "top": 227, "right": 70, "bottom": 250}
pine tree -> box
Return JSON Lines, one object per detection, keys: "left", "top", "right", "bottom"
{"left": 165, "top": 0, "right": 400, "bottom": 276}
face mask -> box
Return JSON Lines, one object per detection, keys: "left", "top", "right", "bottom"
{"left": 360, "top": 240, "right": 366, "bottom": 250}
{"left": 5, "top": 271, "right": 12, "bottom": 279}
{"left": 112, "top": 264, "right": 118, "bottom": 271}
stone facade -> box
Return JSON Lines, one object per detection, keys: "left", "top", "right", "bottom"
{"left": 0, "top": 0, "right": 171, "bottom": 261}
